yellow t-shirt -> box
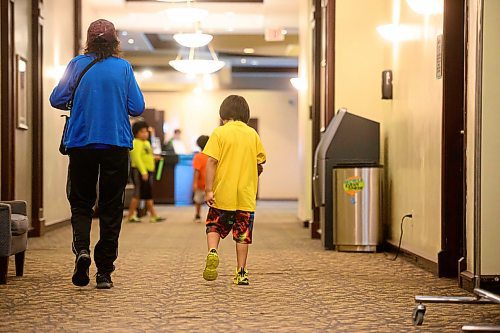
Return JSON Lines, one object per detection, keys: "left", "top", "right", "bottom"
{"left": 203, "top": 121, "right": 266, "bottom": 212}
{"left": 130, "top": 138, "right": 155, "bottom": 175}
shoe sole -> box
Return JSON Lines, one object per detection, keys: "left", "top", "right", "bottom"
{"left": 72, "top": 255, "right": 91, "bottom": 287}
{"left": 96, "top": 282, "right": 114, "bottom": 289}
{"left": 203, "top": 254, "right": 219, "bottom": 281}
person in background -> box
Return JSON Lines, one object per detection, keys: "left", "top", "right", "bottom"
{"left": 164, "top": 129, "right": 187, "bottom": 154}
{"left": 49, "top": 19, "right": 144, "bottom": 289}
{"left": 202, "top": 95, "right": 266, "bottom": 285}
{"left": 128, "top": 121, "right": 166, "bottom": 223}
{"left": 192, "top": 135, "right": 210, "bottom": 223}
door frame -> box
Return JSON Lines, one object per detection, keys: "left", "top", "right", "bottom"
{"left": 439, "top": 0, "right": 467, "bottom": 278}
{"left": 0, "top": 0, "right": 16, "bottom": 201}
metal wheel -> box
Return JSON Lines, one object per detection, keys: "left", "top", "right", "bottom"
{"left": 412, "top": 304, "right": 426, "bottom": 326}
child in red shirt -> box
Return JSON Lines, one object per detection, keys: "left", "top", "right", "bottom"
{"left": 192, "top": 135, "right": 209, "bottom": 222}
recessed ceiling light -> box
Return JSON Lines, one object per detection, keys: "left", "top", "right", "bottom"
{"left": 281, "top": 29, "right": 288, "bottom": 35}
{"left": 241, "top": 59, "right": 247, "bottom": 64}
{"left": 243, "top": 48, "right": 255, "bottom": 54}
{"left": 121, "top": 31, "right": 128, "bottom": 36}
{"left": 251, "top": 60, "right": 258, "bottom": 66}
{"left": 128, "top": 38, "right": 135, "bottom": 44}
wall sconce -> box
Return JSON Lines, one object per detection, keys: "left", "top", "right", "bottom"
{"left": 376, "top": 24, "right": 421, "bottom": 42}
{"left": 290, "top": 77, "right": 307, "bottom": 91}
{"left": 406, "top": 0, "right": 444, "bottom": 15}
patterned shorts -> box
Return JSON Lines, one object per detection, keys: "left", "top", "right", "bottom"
{"left": 205, "top": 207, "right": 254, "bottom": 244}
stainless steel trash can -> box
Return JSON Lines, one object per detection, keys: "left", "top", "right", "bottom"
{"left": 333, "top": 167, "right": 382, "bottom": 252}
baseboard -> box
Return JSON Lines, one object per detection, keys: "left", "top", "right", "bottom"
{"left": 42, "top": 219, "right": 71, "bottom": 233}
{"left": 459, "top": 270, "right": 475, "bottom": 292}
{"left": 459, "top": 271, "right": 500, "bottom": 294}
{"left": 383, "top": 242, "right": 438, "bottom": 275}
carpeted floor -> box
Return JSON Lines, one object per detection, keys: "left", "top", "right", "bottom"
{"left": 0, "top": 202, "right": 499, "bottom": 332}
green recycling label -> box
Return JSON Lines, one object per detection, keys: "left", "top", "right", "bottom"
{"left": 343, "top": 176, "right": 365, "bottom": 196}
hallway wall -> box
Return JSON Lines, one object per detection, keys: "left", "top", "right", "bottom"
{"left": 335, "top": 0, "right": 443, "bottom": 262}
{"left": 13, "top": 0, "right": 33, "bottom": 217}
{"left": 42, "top": 0, "right": 75, "bottom": 225}
{"left": 479, "top": 0, "right": 500, "bottom": 276}
{"left": 143, "top": 90, "right": 300, "bottom": 200}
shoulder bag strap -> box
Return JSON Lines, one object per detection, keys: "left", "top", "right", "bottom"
{"left": 66, "top": 58, "right": 99, "bottom": 110}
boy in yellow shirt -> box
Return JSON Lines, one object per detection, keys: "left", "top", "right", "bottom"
{"left": 128, "top": 121, "right": 165, "bottom": 223}
{"left": 202, "top": 95, "right": 266, "bottom": 285}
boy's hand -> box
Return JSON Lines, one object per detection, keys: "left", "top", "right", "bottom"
{"left": 142, "top": 173, "right": 149, "bottom": 181}
{"left": 154, "top": 155, "right": 162, "bottom": 161}
{"left": 257, "top": 164, "right": 264, "bottom": 176}
{"left": 205, "top": 191, "right": 215, "bottom": 207}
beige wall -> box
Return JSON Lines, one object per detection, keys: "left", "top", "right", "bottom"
{"left": 465, "top": 0, "right": 479, "bottom": 274}
{"left": 143, "top": 90, "right": 300, "bottom": 200}
{"left": 297, "top": 0, "right": 312, "bottom": 221}
{"left": 13, "top": 0, "right": 33, "bottom": 217}
{"left": 335, "top": 0, "right": 443, "bottom": 261}
{"left": 42, "top": 0, "right": 75, "bottom": 225}
{"left": 480, "top": 0, "right": 500, "bottom": 276}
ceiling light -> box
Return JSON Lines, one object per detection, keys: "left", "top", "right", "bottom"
{"left": 240, "top": 59, "right": 247, "bottom": 64}
{"left": 290, "top": 77, "right": 307, "bottom": 91}
{"left": 170, "top": 59, "right": 225, "bottom": 75}
{"left": 376, "top": 24, "right": 420, "bottom": 42}
{"left": 281, "top": 29, "right": 288, "bottom": 35}
{"left": 121, "top": 31, "right": 128, "bottom": 36}
{"left": 173, "top": 32, "right": 213, "bottom": 48}
{"left": 406, "top": 0, "right": 443, "bottom": 15}
{"left": 128, "top": 38, "right": 135, "bottom": 44}
{"left": 243, "top": 48, "right": 255, "bottom": 54}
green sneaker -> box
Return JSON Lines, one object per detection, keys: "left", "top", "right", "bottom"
{"left": 234, "top": 267, "right": 249, "bottom": 285}
{"left": 150, "top": 216, "right": 166, "bottom": 223}
{"left": 203, "top": 249, "right": 219, "bottom": 281}
{"left": 128, "top": 216, "right": 142, "bottom": 223}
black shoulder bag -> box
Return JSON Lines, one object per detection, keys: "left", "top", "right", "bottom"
{"left": 59, "top": 58, "right": 99, "bottom": 155}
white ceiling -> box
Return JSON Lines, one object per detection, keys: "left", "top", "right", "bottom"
{"left": 83, "top": 0, "right": 300, "bottom": 35}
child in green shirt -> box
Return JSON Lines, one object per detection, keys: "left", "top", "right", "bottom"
{"left": 127, "top": 121, "right": 165, "bottom": 223}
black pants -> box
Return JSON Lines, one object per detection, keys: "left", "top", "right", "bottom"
{"left": 68, "top": 148, "right": 129, "bottom": 273}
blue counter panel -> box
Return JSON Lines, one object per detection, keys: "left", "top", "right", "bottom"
{"left": 174, "top": 154, "right": 194, "bottom": 206}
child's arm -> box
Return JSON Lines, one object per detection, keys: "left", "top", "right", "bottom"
{"left": 193, "top": 169, "right": 200, "bottom": 191}
{"left": 205, "top": 157, "right": 218, "bottom": 206}
{"left": 257, "top": 164, "right": 264, "bottom": 176}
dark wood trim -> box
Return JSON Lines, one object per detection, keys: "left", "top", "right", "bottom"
{"left": 0, "top": 0, "right": 16, "bottom": 201}
{"left": 384, "top": 242, "right": 439, "bottom": 275}
{"left": 325, "top": 0, "right": 335, "bottom": 124}
{"left": 310, "top": 0, "right": 322, "bottom": 239}
{"left": 459, "top": 270, "right": 475, "bottom": 292}
{"left": 29, "top": 0, "right": 45, "bottom": 237}
{"left": 74, "top": 0, "right": 82, "bottom": 56}
{"left": 439, "top": 0, "right": 466, "bottom": 278}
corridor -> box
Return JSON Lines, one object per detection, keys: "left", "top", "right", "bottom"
{"left": 1, "top": 202, "right": 498, "bottom": 332}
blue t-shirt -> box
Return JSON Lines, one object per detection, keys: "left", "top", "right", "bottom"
{"left": 50, "top": 54, "right": 144, "bottom": 149}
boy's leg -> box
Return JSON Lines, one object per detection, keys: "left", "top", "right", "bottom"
{"left": 127, "top": 197, "right": 140, "bottom": 220}
{"left": 232, "top": 211, "right": 254, "bottom": 285}
{"left": 203, "top": 208, "right": 232, "bottom": 281}
{"left": 207, "top": 231, "right": 220, "bottom": 251}
{"left": 236, "top": 243, "right": 249, "bottom": 268}
{"left": 195, "top": 203, "right": 201, "bottom": 217}
{"left": 146, "top": 199, "right": 157, "bottom": 217}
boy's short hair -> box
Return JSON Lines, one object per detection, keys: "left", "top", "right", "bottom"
{"left": 132, "top": 121, "right": 149, "bottom": 137}
{"left": 219, "top": 95, "right": 250, "bottom": 123}
{"left": 196, "top": 135, "right": 209, "bottom": 150}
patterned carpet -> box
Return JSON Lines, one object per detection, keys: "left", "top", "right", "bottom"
{"left": 0, "top": 202, "right": 499, "bottom": 332}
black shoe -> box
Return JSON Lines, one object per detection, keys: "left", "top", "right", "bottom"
{"left": 96, "top": 272, "right": 113, "bottom": 289}
{"left": 72, "top": 250, "right": 91, "bottom": 287}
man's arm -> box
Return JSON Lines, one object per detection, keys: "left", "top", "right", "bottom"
{"left": 205, "top": 157, "right": 218, "bottom": 206}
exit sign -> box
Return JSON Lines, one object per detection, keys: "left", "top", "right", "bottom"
{"left": 265, "top": 28, "right": 285, "bottom": 42}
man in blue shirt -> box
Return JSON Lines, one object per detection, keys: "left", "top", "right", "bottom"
{"left": 50, "top": 19, "right": 144, "bottom": 289}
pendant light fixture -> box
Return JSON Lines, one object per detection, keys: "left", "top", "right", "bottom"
{"left": 169, "top": 44, "right": 225, "bottom": 75}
